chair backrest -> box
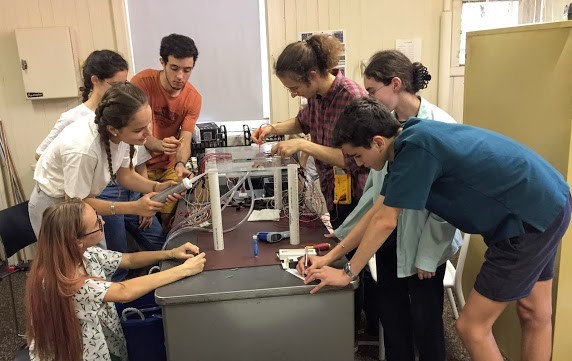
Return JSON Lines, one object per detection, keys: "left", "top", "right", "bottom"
{"left": 0, "top": 201, "right": 37, "bottom": 260}
{"left": 454, "top": 233, "right": 472, "bottom": 291}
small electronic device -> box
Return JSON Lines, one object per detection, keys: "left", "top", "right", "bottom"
{"left": 257, "top": 231, "right": 290, "bottom": 243}
{"left": 277, "top": 248, "right": 317, "bottom": 269}
{"left": 333, "top": 166, "right": 351, "bottom": 205}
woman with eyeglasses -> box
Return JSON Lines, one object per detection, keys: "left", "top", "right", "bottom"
{"left": 29, "top": 82, "right": 181, "bottom": 242}
{"left": 251, "top": 33, "right": 373, "bottom": 347}
{"left": 35, "top": 50, "right": 130, "bottom": 160}
{"left": 251, "top": 34, "right": 369, "bottom": 224}
{"left": 33, "top": 50, "right": 167, "bottom": 280}
{"left": 302, "top": 50, "right": 462, "bottom": 361}
{"left": 25, "top": 198, "right": 206, "bottom": 361}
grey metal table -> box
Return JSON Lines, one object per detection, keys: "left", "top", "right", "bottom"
{"left": 157, "top": 233, "right": 357, "bottom": 361}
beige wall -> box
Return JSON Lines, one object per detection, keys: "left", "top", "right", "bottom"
{"left": 0, "top": 0, "right": 130, "bottom": 198}
{"left": 463, "top": 21, "right": 572, "bottom": 361}
{"left": 266, "top": 0, "right": 447, "bottom": 122}
{"left": 0, "top": 0, "right": 452, "bottom": 198}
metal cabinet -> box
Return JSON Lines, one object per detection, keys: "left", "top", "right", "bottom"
{"left": 15, "top": 27, "right": 79, "bottom": 99}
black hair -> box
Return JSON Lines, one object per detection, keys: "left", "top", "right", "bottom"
{"left": 333, "top": 97, "right": 402, "bottom": 148}
{"left": 94, "top": 82, "right": 147, "bottom": 182}
{"left": 275, "top": 34, "right": 343, "bottom": 84}
{"left": 80, "top": 50, "right": 128, "bottom": 102}
{"left": 364, "top": 50, "right": 431, "bottom": 94}
{"left": 160, "top": 33, "right": 199, "bottom": 64}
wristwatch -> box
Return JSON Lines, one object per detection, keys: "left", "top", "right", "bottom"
{"left": 343, "top": 262, "right": 358, "bottom": 281}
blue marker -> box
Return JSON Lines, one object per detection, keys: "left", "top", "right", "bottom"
{"left": 252, "top": 234, "right": 259, "bottom": 257}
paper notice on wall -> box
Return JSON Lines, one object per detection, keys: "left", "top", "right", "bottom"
{"left": 395, "top": 38, "right": 422, "bottom": 62}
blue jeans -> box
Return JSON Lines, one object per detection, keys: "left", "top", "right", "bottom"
{"left": 98, "top": 183, "right": 166, "bottom": 281}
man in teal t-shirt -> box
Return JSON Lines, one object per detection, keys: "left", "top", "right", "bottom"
{"left": 303, "top": 98, "right": 570, "bottom": 361}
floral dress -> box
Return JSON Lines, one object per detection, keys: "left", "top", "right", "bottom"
{"left": 30, "top": 247, "right": 128, "bottom": 361}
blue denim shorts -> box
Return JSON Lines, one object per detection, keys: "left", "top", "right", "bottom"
{"left": 474, "top": 194, "right": 571, "bottom": 302}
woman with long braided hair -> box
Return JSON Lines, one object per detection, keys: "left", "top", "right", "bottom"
{"left": 33, "top": 50, "right": 167, "bottom": 280}
{"left": 29, "top": 82, "right": 180, "bottom": 240}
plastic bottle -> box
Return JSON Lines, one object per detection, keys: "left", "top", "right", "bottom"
{"left": 150, "top": 178, "right": 194, "bottom": 202}
{"left": 252, "top": 234, "right": 259, "bottom": 257}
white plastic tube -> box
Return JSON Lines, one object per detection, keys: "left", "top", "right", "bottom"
{"left": 287, "top": 164, "right": 300, "bottom": 245}
{"left": 272, "top": 155, "right": 283, "bottom": 209}
{"left": 438, "top": 0, "right": 453, "bottom": 112}
{"left": 208, "top": 169, "right": 224, "bottom": 250}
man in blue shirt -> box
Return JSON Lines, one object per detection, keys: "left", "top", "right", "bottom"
{"left": 301, "top": 98, "right": 571, "bottom": 361}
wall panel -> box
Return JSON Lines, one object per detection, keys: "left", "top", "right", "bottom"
{"left": 266, "top": 0, "right": 445, "bottom": 122}
{"left": 0, "top": 0, "right": 122, "bottom": 198}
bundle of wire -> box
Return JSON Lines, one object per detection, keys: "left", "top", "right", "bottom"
{"left": 166, "top": 172, "right": 256, "bottom": 242}
{"left": 199, "top": 152, "right": 233, "bottom": 173}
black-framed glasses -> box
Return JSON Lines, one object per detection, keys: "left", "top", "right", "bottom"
{"left": 81, "top": 216, "right": 103, "bottom": 238}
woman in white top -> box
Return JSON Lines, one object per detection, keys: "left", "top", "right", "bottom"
{"left": 29, "top": 82, "right": 178, "bottom": 236}
{"left": 35, "top": 50, "right": 131, "bottom": 159}
{"left": 34, "top": 50, "right": 166, "bottom": 272}
{"left": 26, "top": 198, "right": 206, "bottom": 361}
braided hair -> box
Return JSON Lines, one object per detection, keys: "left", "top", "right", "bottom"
{"left": 364, "top": 50, "right": 431, "bottom": 94}
{"left": 275, "top": 34, "right": 343, "bottom": 84}
{"left": 94, "top": 82, "right": 148, "bottom": 183}
{"left": 80, "top": 50, "right": 128, "bottom": 102}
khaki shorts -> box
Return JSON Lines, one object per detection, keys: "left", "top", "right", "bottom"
{"left": 147, "top": 167, "right": 179, "bottom": 214}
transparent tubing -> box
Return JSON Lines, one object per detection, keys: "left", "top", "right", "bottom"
{"left": 166, "top": 172, "right": 252, "bottom": 242}
{"left": 221, "top": 175, "right": 255, "bottom": 233}
{"left": 208, "top": 169, "right": 224, "bottom": 250}
{"left": 287, "top": 164, "right": 300, "bottom": 245}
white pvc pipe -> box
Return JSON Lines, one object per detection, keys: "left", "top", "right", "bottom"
{"left": 208, "top": 170, "right": 224, "bottom": 250}
{"left": 272, "top": 156, "right": 283, "bottom": 209}
{"left": 438, "top": 0, "right": 453, "bottom": 112}
{"left": 287, "top": 164, "right": 300, "bottom": 245}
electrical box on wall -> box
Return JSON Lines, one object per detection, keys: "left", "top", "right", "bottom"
{"left": 15, "top": 27, "right": 79, "bottom": 100}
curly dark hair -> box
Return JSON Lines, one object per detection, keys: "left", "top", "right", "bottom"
{"left": 275, "top": 34, "right": 343, "bottom": 84}
{"left": 160, "top": 33, "right": 199, "bottom": 64}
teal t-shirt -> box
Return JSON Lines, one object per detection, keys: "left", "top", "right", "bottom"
{"left": 381, "top": 118, "right": 569, "bottom": 243}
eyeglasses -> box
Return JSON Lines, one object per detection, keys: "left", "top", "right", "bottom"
{"left": 367, "top": 86, "right": 385, "bottom": 97}
{"left": 285, "top": 86, "right": 299, "bottom": 95}
{"left": 105, "top": 80, "right": 128, "bottom": 86}
{"left": 81, "top": 216, "right": 103, "bottom": 238}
